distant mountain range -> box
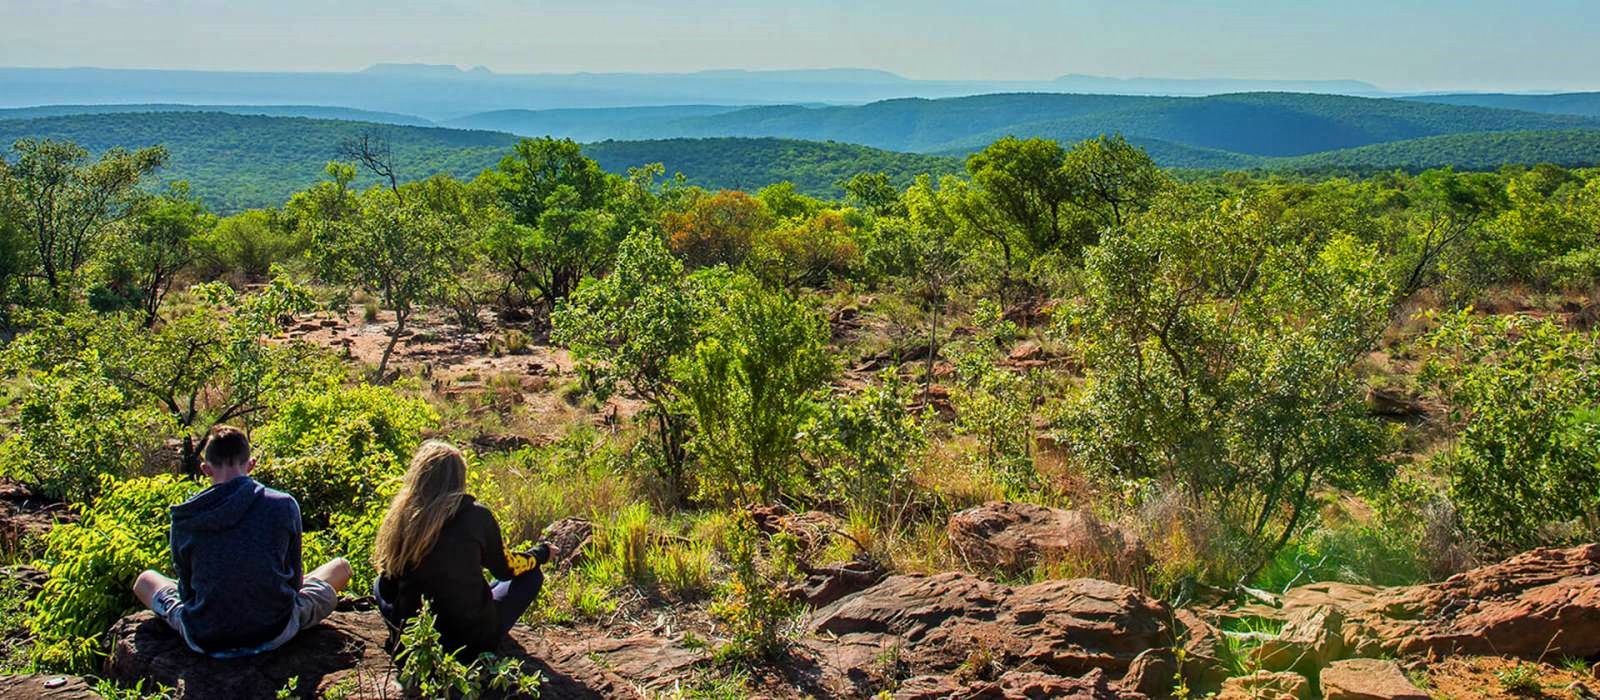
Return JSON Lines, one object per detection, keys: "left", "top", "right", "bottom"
{"left": 0, "top": 65, "right": 1397, "bottom": 118}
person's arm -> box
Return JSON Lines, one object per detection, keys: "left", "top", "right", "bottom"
{"left": 287, "top": 499, "right": 305, "bottom": 587}
{"left": 479, "top": 506, "right": 537, "bottom": 580}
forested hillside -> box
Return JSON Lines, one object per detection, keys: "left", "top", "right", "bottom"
{"left": 582, "top": 138, "right": 962, "bottom": 195}
{"left": 1405, "top": 92, "right": 1600, "bottom": 118}
{"left": 448, "top": 91, "right": 1600, "bottom": 155}
{"left": 0, "top": 112, "right": 516, "bottom": 211}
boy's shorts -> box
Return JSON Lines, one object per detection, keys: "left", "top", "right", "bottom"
{"left": 149, "top": 577, "right": 339, "bottom": 658}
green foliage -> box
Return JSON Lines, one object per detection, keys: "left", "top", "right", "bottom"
{"left": 0, "top": 138, "right": 167, "bottom": 305}
{"left": 805, "top": 370, "right": 925, "bottom": 510}
{"left": 309, "top": 181, "right": 468, "bottom": 378}
{"left": 1056, "top": 197, "right": 1391, "bottom": 579}
{"left": 479, "top": 137, "right": 625, "bottom": 310}
{"left": 28, "top": 475, "right": 198, "bottom": 672}
{"left": 97, "top": 183, "right": 214, "bottom": 324}
{"left": 395, "top": 601, "right": 543, "bottom": 698}
{"left": 663, "top": 190, "right": 771, "bottom": 268}
{"left": 0, "top": 365, "right": 172, "bottom": 503}
{"left": 709, "top": 514, "right": 801, "bottom": 664}
{"left": 254, "top": 383, "right": 438, "bottom": 526}
{"left": 1420, "top": 312, "right": 1600, "bottom": 548}
{"left": 198, "top": 209, "right": 307, "bottom": 279}
{"left": 674, "top": 275, "right": 835, "bottom": 504}
{"left": 552, "top": 232, "right": 716, "bottom": 497}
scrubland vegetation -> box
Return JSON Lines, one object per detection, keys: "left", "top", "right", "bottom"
{"left": 0, "top": 129, "right": 1597, "bottom": 693}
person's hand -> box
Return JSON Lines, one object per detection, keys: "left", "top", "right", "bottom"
{"left": 530, "top": 542, "right": 553, "bottom": 566}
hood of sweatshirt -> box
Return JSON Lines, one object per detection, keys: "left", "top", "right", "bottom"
{"left": 171, "top": 476, "right": 264, "bottom": 532}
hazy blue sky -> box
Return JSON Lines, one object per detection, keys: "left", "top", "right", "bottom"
{"left": 2, "top": 0, "right": 1598, "bottom": 91}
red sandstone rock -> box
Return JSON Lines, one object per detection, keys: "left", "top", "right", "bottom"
{"left": 947, "top": 501, "right": 1151, "bottom": 584}
{"left": 1319, "top": 658, "right": 1429, "bottom": 700}
{"left": 1217, "top": 670, "right": 1309, "bottom": 700}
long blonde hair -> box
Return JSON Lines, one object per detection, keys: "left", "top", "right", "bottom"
{"left": 373, "top": 440, "right": 469, "bottom": 576}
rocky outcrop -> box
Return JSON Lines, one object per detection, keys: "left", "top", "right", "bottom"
{"left": 102, "top": 609, "right": 707, "bottom": 699}
{"left": 893, "top": 668, "right": 1129, "bottom": 699}
{"left": 1268, "top": 544, "right": 1600, "bottom": 660}
{"left": 805, "top": 572, "right": 1173, "bottom": 698}
{"left": 1319, "top": 658, "right": 1429, "bottom": 700}
{"left": 539, "top": 517, "right": 594, "bottom": 572}
{"left": 946, "top": 501, "right": 1150, "bottom": 584}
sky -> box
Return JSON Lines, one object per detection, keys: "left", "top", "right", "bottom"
{"left": 2, "top": 0, "right": 1598, "bottom": 92}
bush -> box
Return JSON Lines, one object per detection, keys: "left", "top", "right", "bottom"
{"left": 709, "top": 514, "right": 801, "bottom": 663}
{"left": 804, "top": 370, "right": 925, "bottom": 511}
{"left": 1055, "top": 200, "right": 1390, "bottom": 581}
{"left": 673, "top": 276, "right": 835, "bottom": 504}
{"left": 0, "top": 366, "right": 172, "bottom": 503}
{"left": 1420, "top": 311, "right": 1600, "bottom": 548}
{"left": 254, "top": 383, "right": 438, "bottom": 527}
{"left": 198, "top": 209, "right": 307, "bottom": 279}
{"left": 396, "top": 601, "right": 542, "bottom": 697}
{"left": 28, "top": 475, "right": 199, "bottom": 671}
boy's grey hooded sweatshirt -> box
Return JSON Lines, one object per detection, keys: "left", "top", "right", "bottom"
{"left": 170, "top": 475, "right": 303, "bottom": 652}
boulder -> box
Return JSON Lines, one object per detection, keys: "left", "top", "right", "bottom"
{"left": 0, "top": 674, "right": 102, "bottom": 698}
{"left": 791, "top": 558, "right": 887, "bottom": 608}
{"left": 1319, "top": 658, "right": 1428, "bottom": 700}
{"left": 1216, "top": 670, "right": 1310, "bottom": 700}
{"left": 1270, "top": 544, "right": 1600, "bottom": 660}
{"left": 0, "top": 478, "right": 76, "bottom": 542}
{"left": 805, "top": 572, "right": 1172, "bottom": 697}
{"left": 102, "top": 609, "right": 707, "bottom": 699}
{"left": 1252, "top": 605, "right": 1344, "bottom": 674}
{"left": 539, "top": 517, "right": 594, "bottom": 572}
{"left": 749, "top": 503, "right": 841, "bottom": 553}
{"left": 1173, "top": 608, "right": 1232, "bottom": 691}
{"left": 947, "top": 501, "right": 1150, "bottom": 584}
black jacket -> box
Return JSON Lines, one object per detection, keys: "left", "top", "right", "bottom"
{"left": 170, "top": 476, "right": 303, "bottom": 652}
{"left": 375, "top": 496, "right": 535, "bottom": 657}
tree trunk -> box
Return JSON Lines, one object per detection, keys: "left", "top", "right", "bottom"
{"left": 375, "top": 312, "right": 407, "bottom": 382}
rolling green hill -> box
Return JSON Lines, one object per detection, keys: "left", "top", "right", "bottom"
{"left": 0, "top": 112, "right": 516, "bottom": 211}
{"left": 0, "top": 112, "right": 962, "bottom": 211}
{"left": 0, "top": 103, "right": 436, "bottom": 126}
{"left": 1402, "top": 93, "right": 1600, "bottom": 119}
{"left": 582, "top": 138, "right": 962, "bottom": 195}
{"left": 1270, "top": 129, "right": 1600, "bottom": 172}
{"left": 489, "top": 92, "right": 1600, "bottom": 157}
{"left": 3, "top": 111, "right": 1598, "bottom": 213}
{"left": 443, "top": 105, "right": 746, "bottom": 141}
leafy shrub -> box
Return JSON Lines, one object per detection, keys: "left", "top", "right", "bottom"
{"left": 709, "top": 514, "right": 801, "bottom": 663}
{"left": 28, "top": 475, "right": 198, "bottom": 671}
{"left": 197, "top": 209, "right": 307, "bottom": 279}
{"left": 673, "top": 276, "right": 835, "bottom": 504}
{"left": 254, "top": 383, "right": 438, "bottom": 526}
{"left": 804, "top": 369, "right": 925, "bottom": 510}
{"left": 0, "top": 366, "right": 172, "bottom": 503}
{"left": 662, "top": 190, "right": 771, "bottom": 268}
{"left": 1420, "top": 311, "right": 1600, "bottom": 548}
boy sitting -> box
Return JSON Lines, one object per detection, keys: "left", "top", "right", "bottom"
{"left": 132, "top": 426, "right": 352, "bottom": 657}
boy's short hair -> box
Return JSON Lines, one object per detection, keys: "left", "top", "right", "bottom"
{"left": 204, "top": 426, "right": 251, "bottom": 467}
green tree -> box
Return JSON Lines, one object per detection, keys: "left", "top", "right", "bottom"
{"left": 673, "top": 275, "right": 834, "bottom": 504}
{"left": 310, "top": 184, "right": 465, "bottom": 380}
{"left": 119, "top": 184, "right": 213, "bottom": 325}
{"left": 480, "top": 137, "right": 618, "bottom": 311}
{"left": 840, "top": 171, "right": 904, "bottom": 217}
{"left": 0, "top": 139, "right": 166, "bottom": 302}
{"left": 1056, "top": 198, "right": 1390, "bottom": 577}
{"left": 1062, "top": 134, "right": 1167, "bottom": 228}
{"left": 551, "top": 232, "right": 717, "bottom": 500}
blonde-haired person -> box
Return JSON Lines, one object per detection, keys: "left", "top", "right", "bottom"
{"left": 372, "top": 440, "right": 551, "bottom": 657}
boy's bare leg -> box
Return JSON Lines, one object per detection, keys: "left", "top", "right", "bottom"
{"left": 308, "top": 557, "right": 353, "bottom": 593}
{"left": 133, "top": 570, "right": 176, "bottom": 607}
